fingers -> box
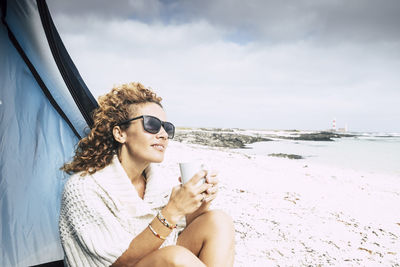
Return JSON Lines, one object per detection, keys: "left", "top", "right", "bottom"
{"left": 196, "top": 192, "right": 206, "bottom": 203}
{"left": 197, "top": 185, "right": 218, "bottom": 203}
{"left": 206, "top": 185, "right": 218, "bottom": 195}
{"left": 185, "top": 169, "right": 218, "bottom": 185}
{"left": 173, "top": 168, "right": 218, "bottom": 212}
{"left": 204, "top": 180, "right": 218, "bottom": 203}
{"left": 193, "top": 181, "right": 212, "bottom": 195}
{"left": 187, "top": 170, "right": 208, "bottom": 185}
{"left": 186, "top": 169, "right": 218, "bottom": 194}
{"left": 204, "top": 193, "right": 217, "bottom": 203}
{"left": 205, "top": 170, "right": 218, "bottom": 184}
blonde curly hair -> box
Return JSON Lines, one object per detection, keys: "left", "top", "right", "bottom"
{"left": 62, "top": 82, "right": 162, "bottom": 176}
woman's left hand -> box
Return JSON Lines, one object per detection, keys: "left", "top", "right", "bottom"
{"left": 203, "top": 170, "right": 218, "bottom": 203}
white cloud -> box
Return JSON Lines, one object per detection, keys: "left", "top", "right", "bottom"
{"left": 53, "top": 12, "right": 400, "bottom": 132}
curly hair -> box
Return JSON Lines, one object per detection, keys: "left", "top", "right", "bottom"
{"left": 62, "top": 82, "right": 163, "bottom": 176}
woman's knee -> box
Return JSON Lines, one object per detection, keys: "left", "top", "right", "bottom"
{"left": 159, "top": 245, "right": 202, "bottom": 267}
{"left": 201, "top": 210, "right": 235, "bottom": 236}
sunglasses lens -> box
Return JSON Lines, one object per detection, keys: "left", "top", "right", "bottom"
{"left": 163, "top": 122, "right": 175, "bottom": 139}
{"left": 142, "top": 116, "right": 175, "bottom": 139}
{"left": 143, "top": 116, "right": 161, "bottom": 134}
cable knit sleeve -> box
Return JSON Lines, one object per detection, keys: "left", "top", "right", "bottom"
{"left": 59, "top": 175, "right": 133, "bottom": 267}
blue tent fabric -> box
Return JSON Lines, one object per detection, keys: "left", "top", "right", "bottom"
{"left": 0, "top": 0, "right": 94, "bottom": 266}
{"left": 37, "top": 0, "right": 98, "bottom": 129}
{"left": 3, "top": 0, "right": 89, "bottom": 138}
{"left": 2, "top": 0, "right": 82, "bottom": 140}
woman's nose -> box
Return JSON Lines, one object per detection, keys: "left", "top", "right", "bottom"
{"left": 156, "top": 126, "right": 168, "bottom": 139}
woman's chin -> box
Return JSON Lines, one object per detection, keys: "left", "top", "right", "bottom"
{"left": 152, "top": 158, "right": 164, "bottom": 163}
{"left": 144, "top": 149, "right": 166, "bottom": 163}
{"left": 149, "top": 154, "right": 164, "bottom": 163}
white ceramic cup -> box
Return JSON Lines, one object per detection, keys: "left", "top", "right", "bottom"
{"left": 179, "top": 162, "right": 206, "bottom": 185}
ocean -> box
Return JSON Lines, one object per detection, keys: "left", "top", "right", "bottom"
{"left": 242, "top": 132, "right": 400, "bottom": 176}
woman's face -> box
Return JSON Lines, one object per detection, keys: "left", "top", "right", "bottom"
{"left": 121, "top": 102, "right": 170, "bottom": 164}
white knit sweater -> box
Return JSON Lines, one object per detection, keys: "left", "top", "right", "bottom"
{"left": 59, "top": 155, "right": 184, "bottom": 267}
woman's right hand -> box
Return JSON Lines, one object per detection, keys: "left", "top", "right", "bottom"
{"left": 162, "top": 170, "right": 212, "bottom": 224}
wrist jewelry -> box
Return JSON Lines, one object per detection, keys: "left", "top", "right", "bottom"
{"left": 148, "top": 224, "right": 167, "bottom": 240}
{"left": 157, "top": 211, "right": 177, "bottom": 230}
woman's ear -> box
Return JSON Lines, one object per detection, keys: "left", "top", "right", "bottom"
{"left": 113, "top": 126, "right": 126, "bottom": 144}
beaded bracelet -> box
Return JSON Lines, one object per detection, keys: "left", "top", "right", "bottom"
{"left": 157, "top": 211, "right": 177, "bottom": 230}
{"left": 148, "top": 224, "right": 167, "bottom": 240}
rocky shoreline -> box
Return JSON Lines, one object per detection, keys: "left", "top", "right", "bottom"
{"left": 174, "top": 129, "right": 272, "bottom": 149}
{"left": 283, "top": 131, "right": 356, "bottom": 141}
{"left": 174, "top": 128, "right": 357, "bottom": 148}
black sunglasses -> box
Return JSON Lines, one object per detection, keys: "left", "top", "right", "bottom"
{"left": 118, "top": 115, "right": 175, "bottom": 139}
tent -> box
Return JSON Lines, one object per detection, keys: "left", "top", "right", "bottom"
{"left": 1, "top": 0, "right": 98, "bottom": 265}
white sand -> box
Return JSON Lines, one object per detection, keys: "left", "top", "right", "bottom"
{"left": 159, "top": 141, "right": 400, "bottom": 266}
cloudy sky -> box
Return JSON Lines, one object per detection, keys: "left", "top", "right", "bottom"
{"left": 49, "top": 0, "right": 400, "bottom": 132}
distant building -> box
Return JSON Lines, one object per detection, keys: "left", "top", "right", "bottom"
{"left": 338, "top": 124, "right": 348, "bottom": 132}
{"left": 330, "top": 119, "right": 348, "bottom": 132}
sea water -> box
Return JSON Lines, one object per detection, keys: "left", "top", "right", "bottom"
{"left": 243, "top": 133, "right": 400, "bottom": 176}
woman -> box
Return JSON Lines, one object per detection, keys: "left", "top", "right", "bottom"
{"left": 59, "top": 82, "right": 235, "bottom": 267}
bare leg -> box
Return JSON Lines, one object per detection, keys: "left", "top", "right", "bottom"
{"left": 177, "top": 210, "right": 235, "bottom": 267}
{"left": 134, "top": 245, "right": 206, "bottom": 267}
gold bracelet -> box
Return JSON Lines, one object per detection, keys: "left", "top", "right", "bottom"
{"left": 148, "top": 224, "right": 167, "bottom": 240}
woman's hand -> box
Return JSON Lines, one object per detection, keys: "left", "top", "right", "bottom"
{"left": 184, "top": 170, "right": 219, "bottom": 225}
{"left": 163, "top": 170, "right": 212, "bottom": 224}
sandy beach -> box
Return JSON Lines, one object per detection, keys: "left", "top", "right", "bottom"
{"left": 158, "top": 136, "right": 400, "bottom": 266}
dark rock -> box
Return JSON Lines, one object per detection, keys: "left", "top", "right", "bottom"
{"left": 295, "top": 132, "right": 335, "bottom": 141}
{"left": 281, "top": 131, "right": 357, "bottom": 141}
{"left": 174, "top": 130, "right": 272, "bottom": 148}
{"left": 198, "top": 127, "right": 235, "bottom": 132}
{"left": 268, "top": 153, "right": 304, "bottom": 159}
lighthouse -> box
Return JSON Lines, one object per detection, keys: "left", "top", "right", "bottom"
{"left": 332, "top": 118, "right": 336, "bottom": 131}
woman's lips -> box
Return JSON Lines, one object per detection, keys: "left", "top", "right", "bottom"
{"left": 151, "top": 144, "right": 165, "bottom": 152}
